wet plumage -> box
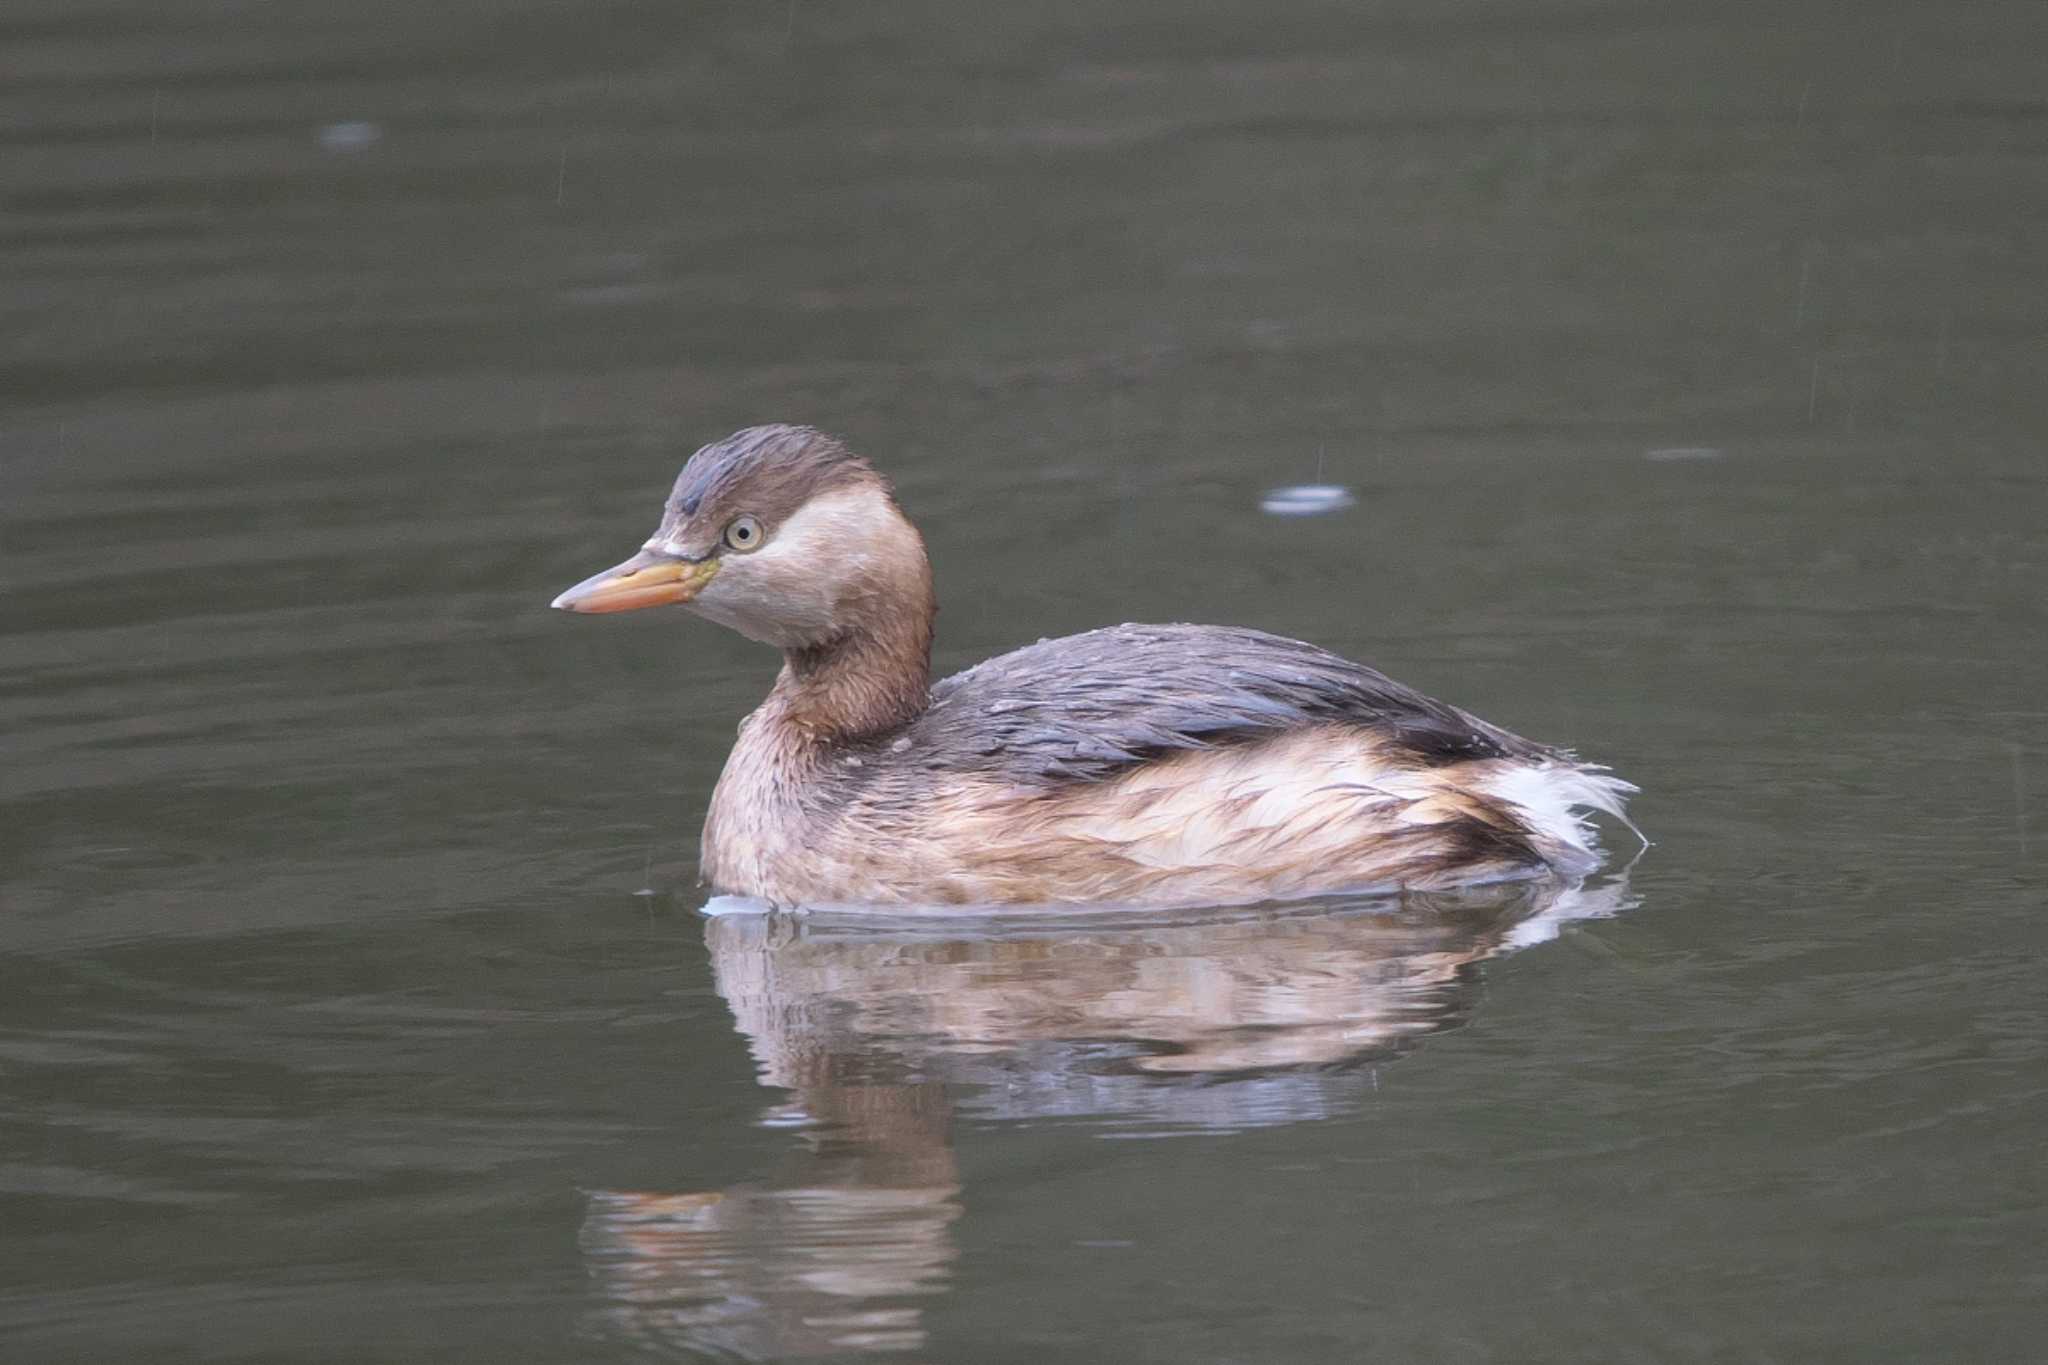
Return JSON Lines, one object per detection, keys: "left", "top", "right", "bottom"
{"left": 918, "top": 623, "right": 1548, "bottom": 786}
{"left": 552, "top": 424, "right": 1637, "bottom": 908}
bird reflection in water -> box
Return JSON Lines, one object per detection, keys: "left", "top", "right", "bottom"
{"left": 581, "top": 876, "right": 1631, "bottom": 1359}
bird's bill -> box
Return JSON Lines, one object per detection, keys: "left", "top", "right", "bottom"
{"left": 549, "top": 549, "right": 720, "bottom": 614}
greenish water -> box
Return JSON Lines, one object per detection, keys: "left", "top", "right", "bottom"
{"left": 5, "top": 1, "right": 2046, "bottom": 1360}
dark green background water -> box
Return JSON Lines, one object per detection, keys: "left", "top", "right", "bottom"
{"left": 5, "top": 2, "right": 2046, "bottom": 1360}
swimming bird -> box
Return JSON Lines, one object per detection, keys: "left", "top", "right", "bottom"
{"left": 551, "top": 424, "right": 1636, "bottom": 908}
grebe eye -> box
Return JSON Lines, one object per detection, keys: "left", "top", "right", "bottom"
{"left": 723, "top": 515, "right": 765, "bottom": 552}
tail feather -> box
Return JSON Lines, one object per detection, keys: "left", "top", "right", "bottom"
{"left": 1477, "top": 760, "right": 1644, "bottom": 874}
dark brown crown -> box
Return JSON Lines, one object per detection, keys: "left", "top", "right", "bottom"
{"left": 666, "top": 425, "right": 884, "bottom": 528}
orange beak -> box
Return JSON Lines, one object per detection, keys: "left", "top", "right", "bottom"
{"left": 550, "top": 549, "right": 721, "bottom": 614}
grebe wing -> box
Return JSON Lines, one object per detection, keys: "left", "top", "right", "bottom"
{"left": 914, "top": 623, "right": 1553, "bottom": 787}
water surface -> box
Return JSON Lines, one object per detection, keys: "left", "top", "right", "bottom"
{"left": 5, "top": 1, "right": 2047, "bottom": 1360}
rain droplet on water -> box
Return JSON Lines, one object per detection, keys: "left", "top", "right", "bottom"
{"left": 1259, "top": 484, "right": 1356, "bottom": 517}
{"left": 317, "top": 121, "right": 382, "bottom": 154}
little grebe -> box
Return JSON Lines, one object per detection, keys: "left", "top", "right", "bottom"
{"left": 552, "top": 424, "right": 1637, "bottom": 908}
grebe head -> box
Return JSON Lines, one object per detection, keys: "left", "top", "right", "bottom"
{"left": 550, "top": 424, "right": 932, "bottom": 654}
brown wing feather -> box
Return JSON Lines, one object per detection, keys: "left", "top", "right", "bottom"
{"left": 906, "top": 623, "right": 1553, "bottom": 787}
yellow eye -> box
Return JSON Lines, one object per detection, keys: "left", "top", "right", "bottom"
{"left": 722, "top": 514, "right": 765, "bottom": 552}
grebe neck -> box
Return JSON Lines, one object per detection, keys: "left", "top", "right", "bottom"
{"left": 771, "top": 607, "right": 934, "bottom": 744}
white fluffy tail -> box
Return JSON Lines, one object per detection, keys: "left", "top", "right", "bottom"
{"left": 1479, "top": 761, "right": 1644, "bottom": 873}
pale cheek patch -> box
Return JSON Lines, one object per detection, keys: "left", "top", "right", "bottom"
{"left": 688, "top": 487, "right": 898, "bottom": 644}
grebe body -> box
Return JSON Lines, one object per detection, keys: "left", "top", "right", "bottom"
{"left": 552, "top": 425, "right": 1635, "bottom": 908}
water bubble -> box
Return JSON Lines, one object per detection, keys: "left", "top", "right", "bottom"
{"left": 1260, "top": 484, "right": 1355, "bottom": 517}
{"left": 317, "top": 121, "right": 382, "bottom": 154}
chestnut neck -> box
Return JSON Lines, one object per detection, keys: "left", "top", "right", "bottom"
{"left": 770, "top": 590, "right": 935, "bottom": 745}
